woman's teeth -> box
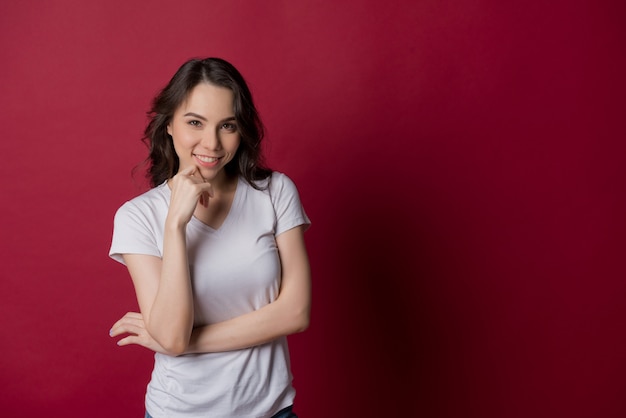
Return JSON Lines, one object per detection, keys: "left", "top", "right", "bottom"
{"left": 195, "top": 155, "right": 217, "bottom": 163}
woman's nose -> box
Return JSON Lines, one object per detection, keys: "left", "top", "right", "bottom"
{"left": 201, "top": 129, "right": 220, "bottom": 150}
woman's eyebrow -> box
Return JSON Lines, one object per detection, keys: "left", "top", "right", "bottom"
{"left": 183, "top": 113, "right": 236, "bottom": 123}
{"left": 183, "top": 112, "right": 208, "bottom": 121}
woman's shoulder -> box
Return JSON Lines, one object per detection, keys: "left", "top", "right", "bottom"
{"left": 241, "top": 170, "right": 286, "bottom": 188}
{"left": 268, "top": 171, "right": 300, "bottom": 193}
{"left": 242, "top": 171, "right": 297, "bottom": 194}
{"left": 114, "top": 182, "right": 169, "bottom": 218}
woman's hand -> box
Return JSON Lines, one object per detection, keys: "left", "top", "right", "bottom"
{"left": 167, "top": 166, "right": 214, "bottom": 227}
{"left": 110, "top": 312, "right": 173, "bottom": 355}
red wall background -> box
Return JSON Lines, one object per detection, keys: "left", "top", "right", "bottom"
{"left": 1, "top": 1, "right": 625, "bottom": 417}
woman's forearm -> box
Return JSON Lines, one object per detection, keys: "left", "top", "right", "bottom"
{"left": 186, "top": 296, "right": 310, "bottom": 354}
{"left": 185, "top": 226, "right": 312, "bottom": 354}
{"left": 147, "top": 222, "right": 194, "bottom": 355}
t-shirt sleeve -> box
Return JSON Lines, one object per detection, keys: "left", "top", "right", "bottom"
{"left": 109, "top": 201, "right": 162, "bottom": 265}
{"left": 270, "top": 173, "right": 311, "bottom": 236}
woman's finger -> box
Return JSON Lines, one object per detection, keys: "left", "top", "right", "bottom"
{"left": 110, "top": 322, "right": 143, "bottom": 338}
{"left": 109, "top": 312, "right": 145, "bottom": 336}
{"left": 116, "top": 335, "right": 139, "bottom": 347}
{"left": 179, "top": 166, "right": 196, "bottom": 176}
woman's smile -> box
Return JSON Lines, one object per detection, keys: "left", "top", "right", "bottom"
{"left": 194, "top": 154, "right": 220, "bottom": 166}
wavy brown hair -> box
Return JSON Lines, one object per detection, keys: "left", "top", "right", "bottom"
{"left": 140, "top": 57, "right": 271, "bottom": 188}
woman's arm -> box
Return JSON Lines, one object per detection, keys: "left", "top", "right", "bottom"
{"left": 186, "top": 224, "right": 311, "bottom": 353}
{"left": 111, "top": 224, "right": 311, "bottom": 354}
{"left": 123, "top": 248, "right": 192, "bottom": 356}
{"left": 116, "top": 167, "right": 213, "bottom": 356}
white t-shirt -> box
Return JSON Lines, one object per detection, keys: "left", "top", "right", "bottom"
{"left": 109, "top": 172, "right": 310, "bottom": 418}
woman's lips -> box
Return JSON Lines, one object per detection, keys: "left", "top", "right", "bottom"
{"left": 194, "top": 154, "right": 220, "bottom": 167}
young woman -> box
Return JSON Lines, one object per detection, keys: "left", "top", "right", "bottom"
{"left": 108, "top": 57, "right": 311, "bottom": 418}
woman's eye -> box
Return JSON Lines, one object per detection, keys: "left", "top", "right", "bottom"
{"left": 188, "top": 120, "right": 202, "bottom": 127}
{"left": 222, "top": 123, "right": 237, "bottom": 131}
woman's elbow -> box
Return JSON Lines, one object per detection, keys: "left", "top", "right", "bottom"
{"left": 162, "top": 340, "right": 188, "bottom": 357}
{"left": 290, "top": 309, "right": 310, "bottom": 334}
{"left": 149, "top": 329, "right": 189, "bottom": 356}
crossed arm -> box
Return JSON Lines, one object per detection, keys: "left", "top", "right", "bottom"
{"left": 109, "top": 224, "right": 311, "bottom": 356}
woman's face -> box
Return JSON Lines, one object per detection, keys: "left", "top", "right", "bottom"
{"left": 167, "top": 82, "right": 241, "bottom": 185}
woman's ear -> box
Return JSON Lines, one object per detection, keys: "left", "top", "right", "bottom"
{"left": 167, "top": 123, "right": 172, "bottom": 136}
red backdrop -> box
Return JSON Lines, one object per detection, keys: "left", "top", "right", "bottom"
{"left": 1, "top": 1, "right": 625, "bottom": 417}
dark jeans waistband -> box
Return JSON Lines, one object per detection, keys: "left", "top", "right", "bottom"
{"left": 145, "top": 405, "right": 297, "bottom": 418}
